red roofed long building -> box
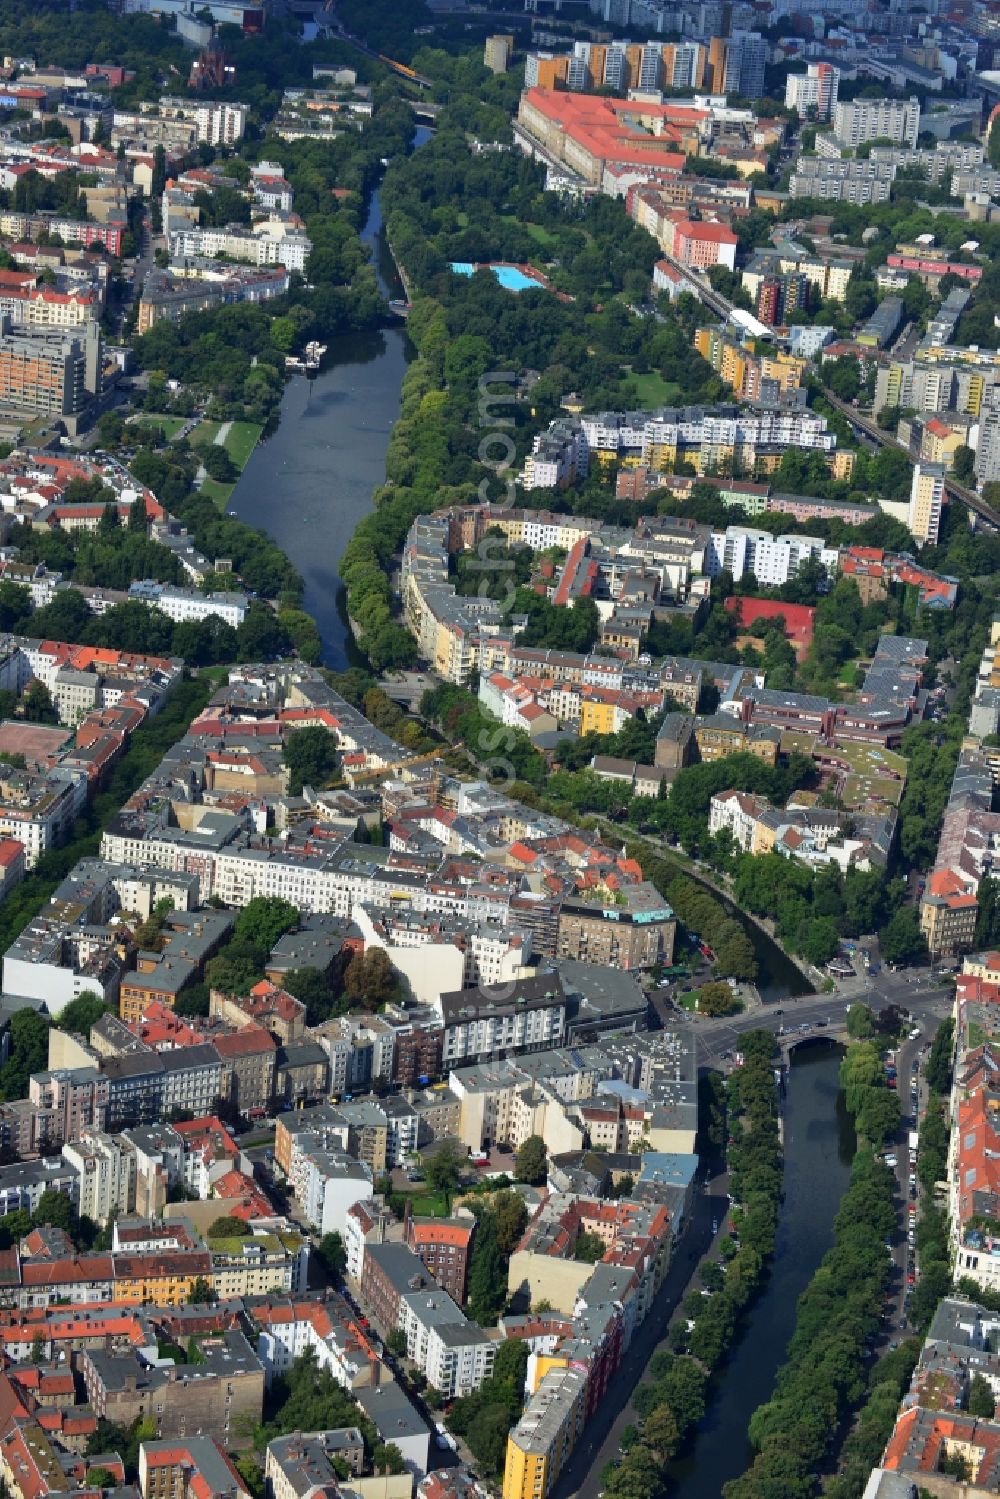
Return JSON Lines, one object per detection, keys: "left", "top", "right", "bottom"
{"left": 516, "top": 88, "right": 700, "bottom": 187}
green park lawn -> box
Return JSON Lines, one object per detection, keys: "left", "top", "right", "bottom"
{"left": 224, "top": 420, "right": 262, "bottom": 468}
{"left": 191, "top": 419, "right": 262, "bottom": 508}
{"left": 627, "top": 371, "right": 682, "bottom": 407}
{"left": 188, "top": 419, "right": 221, "bottom": 448}
{"left": 135, "top": 413, "right": 187, "bottom": 439}
{"left": 199, "top": 478, "right": 235, "bottom": 507}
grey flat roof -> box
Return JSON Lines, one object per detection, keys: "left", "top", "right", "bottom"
{"left": 355, "top": 1381, "right": 429, "bottom": 1442}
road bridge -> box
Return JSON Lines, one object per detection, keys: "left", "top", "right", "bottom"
{"left": 691, "top": 972, "right": 953, "bottom": 1070}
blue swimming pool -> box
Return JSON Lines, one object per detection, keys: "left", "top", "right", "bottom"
{"left": 449, "top": 262, "right": 541, "bottom": 292}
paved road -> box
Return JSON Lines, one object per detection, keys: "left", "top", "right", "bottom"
{"left": 685, "top": 972, "right": 954, "bottom": 1067}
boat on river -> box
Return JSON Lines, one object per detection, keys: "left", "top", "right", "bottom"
{"left": 285, "top": 340, "right": 327, "bottom": 373}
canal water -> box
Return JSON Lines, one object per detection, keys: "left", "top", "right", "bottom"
{"left": 668, "top": 1042, "right": 856, "bottom": 1499}
{"left": 745, "top": 910, "right": 808, "bottom": 1004}
{"left": 229, "top": 138, "right": 427, "bottom": 669}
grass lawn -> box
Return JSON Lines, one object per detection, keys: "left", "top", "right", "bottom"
{"left": 199, "top": 477, "right": 235, "bottom": 507}
{"left": 405, "top": 1191, "right": 451, "bottom": 1216}
{"left": 627, "top": 371, "right": 682, "bottom": 407}
{"left": 135, "top": 413, "right": 187, "bottom": 439}
{"left": 191, "top": 419, "right": 262, "bottom": 509}
{"left": 189, "top": 418, "right": 222, "bottom": 448}
{"left": 499, "top": 215, "right": 560, "bottom": 251}
{"left": 223, "top": 420, "right": 262, "bottom": 468}
{"left": 524, "top": 221, "right": 558, "bottom": 249}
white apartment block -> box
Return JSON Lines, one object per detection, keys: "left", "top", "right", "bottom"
{"left": 832, "top": 96, "right": 919, "bottom": 149}
{"left": 0, "top": 290, "right": 97, "bottom": 331}
{"left": 708, "top": 789, "right": 769, "bottom": 852}
{"left": 976, "top": 411, "right": 1000, "bottom": 487}
{"left": 352, "top": 903, "right": 529, "bottom": 1004}
{"left": 168, "top": 223, "right": 311, "bottom": 272}
{"left": 439, "top": 993, "right": 566, "bottom": 1067}
{"left": 62, "top": 1130, "right": 135, "bottom": 1226}
{"left": 0, "top": 777, "right": 80, "bottom": 869}
{"left": 161, "top": 1053, "right": 222, "bottom": 1129}
{"left": 301, "top": 1148, "right": 373, "bottom": 1238}
{"left": 194, "top": 101, "right": 248, "bottom": 145}
{"left": 398, "top": 1289, "right": 496, "bottom": 1398}
{"left": 255, "top": 1300, "right": 377, "bottom": 1392}
{"left": 705, "top": 526, "right": 840, "bottom": 585}
{"left": 784, "top": 62, "right": 840, "bottom": 119}
{"left": 524, "top": 425, "right": 589, "bottom": 491}
{"left": 128, "top": 583, "right": 247, "bottom": 629}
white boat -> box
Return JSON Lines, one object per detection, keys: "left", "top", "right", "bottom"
{"left": 285, "top": 341, "right": 328, "bottom": 373}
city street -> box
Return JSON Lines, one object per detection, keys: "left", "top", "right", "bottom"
{"left": 688, "top": 970, "right": 954, "bottom": 1067}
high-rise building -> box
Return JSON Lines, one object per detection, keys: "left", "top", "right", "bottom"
{"left": 721, "top": 31, "right": 768, "bottom": 100}
{"left": 484, "top": 35, "right": 514, "bottom": 73}
{"left": 976, "top": 410, "right": 1000, "bottom": 486}
{"left": 757, "top": 276, "right": 781, "bottom": 325}
{"left": 0, "top": 317, "right": 102, "bottom": 420}
{"left": 193, "top": 101, "right": 248, "bottom": 145}
{"left": 707, "top": 36, "right": 728, "bottom": 93}
{"left": 908, "top": 462, "right": 945, "bottom": 546}
{"left": 62, "top": 1130, "right": 135, "bottom": 1225}
{"left": 783, "top": 271, "right": 810, "bottom": 318}
{"left": 639, "top": 43, "right": 662, "bottom": 91}
{"left": 525, "top": 54, "right": 569, "bottom": 90}
{"left": 833, "top": 96, "right": 920, "bottom": 149}
{"left": 604, "top": 45, "right": 629, "bottom": 92}
{"left": 784, "top": 62, "right": 840, "bottom": 119}
{"left": 567, "top": 42, "right": 608, "bottom": 90}
{"left": 663, "top": 41, "right": 706, "bottom": 89}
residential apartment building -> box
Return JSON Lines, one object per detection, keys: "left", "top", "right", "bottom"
{"left": 139, "top": 1436, "right": 250, "bottom": 1499}
{"left": 437, "top": 974, "right": 568, "bottom": 1066}
{"left": 22, "top": 1067, "right": 110, "bottom": 1154}
{"left": 62, "top": 1130, "right": 135, "bottom": 1225}
{"left": 79, "top": 1330, "right": 264, "bottom": 1444}
{"left": 556, "top": 887, "right": 676, "bottom": 971}
{"left": 784, "top": 62, "right": 840, "bottom": 119}
{"left": 168, "top": 223, "right": 311, "bottom": 272}
{"left": 503, "top": 1365, "right": 587, "bottom": 1499}
{"left": 300, "top": 1146, "right": 373, "bottom": 1237}
{"left": 265, "top": 1430, "right": 366, "bottom": 1499}
{"left": 213, "top": 1027, "right": 276, "bottom": 1119}
{"left": 0, "top": 318, "right": 102, "bottom": 421}
{"left": 360, "top": 1243, "right": 496, "bottom": 1397}
{"left": 976, "top": 410, "right": 1000, "bottom": 486}
{"left": 789, "top": 157, "right": 894, "bottom": 205}
{"left": 832, "top": 96, "right": 920, "bottom": 149}
{"left": 908, "top": 463, "right": 946, "bottom": 546}
{"left": 399, "top": 1285, "right": 496, "bottom": 1399}
{"left": 404, "top": 1217, "right": 475, "bottom": 1304}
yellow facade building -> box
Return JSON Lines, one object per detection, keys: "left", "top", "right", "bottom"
{"left": 503, "top": 1365, "right": 588, "bottom": 1499}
